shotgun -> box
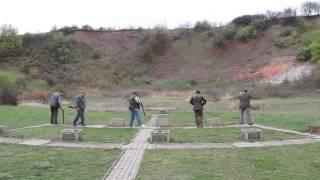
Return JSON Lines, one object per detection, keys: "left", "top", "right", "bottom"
{"left": 141, "top": 102, "right": 146, "bottom": 116}
{"left": 61, "top": 108, "right": 64, "bottom": 124}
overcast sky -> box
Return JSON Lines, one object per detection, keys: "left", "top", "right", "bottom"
{"left": 1, "top": 0, "right": 309, "bottom": 34}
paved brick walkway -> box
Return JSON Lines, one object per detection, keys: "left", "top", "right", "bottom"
{"left": 103, "top": 115, "right": 157, "bottom": 180}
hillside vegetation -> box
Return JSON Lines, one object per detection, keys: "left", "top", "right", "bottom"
{"left": 2, "top": 2, "right": 320, "bottom": 103}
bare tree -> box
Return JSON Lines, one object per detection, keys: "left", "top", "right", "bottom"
{"left": 315, "top": 2, "right": 320, "bottom": 15}
{"left": 265, "top": 10, "right": 281, "bottom": 19}
{"left": 301, "top": 1, "right": 317, "bottom": 16}
{"left": 282, "top": 8, "right": 297, "bottom": 17}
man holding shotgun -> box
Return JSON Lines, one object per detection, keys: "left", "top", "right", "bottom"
{"left": 49, "top": 90, "right": 64, "bottom": 124}
{"left": 73, "top": 90, "right": 86, "bottom": 127}
{"left": 128, "top": 91, "right": 145, "bottom": 128}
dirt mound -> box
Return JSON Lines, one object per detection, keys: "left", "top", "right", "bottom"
{"left": 149, "top": 25, "right": 301, "bottom": 82}
{"left": 68, "top": 30, "right": 144, "bottom": 56}
{"left": 266, "top": 63, "right": 315, "bottom": 84}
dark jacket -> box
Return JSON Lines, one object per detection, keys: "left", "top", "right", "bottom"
{"left": 239, "top": 93, "right": 251, "bottom": 109}
{"left": 190, "top": 94, "right": 207, "bottom": 111}
{"left": 75, "top": 95, "right": 86, "bottom": 110}
{"left": 129, "top": 95, "right": 141, "bottom": 111}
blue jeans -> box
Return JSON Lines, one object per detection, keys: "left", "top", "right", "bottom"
{"left": 129, "top": 110, "right": 142, "bottom": 127}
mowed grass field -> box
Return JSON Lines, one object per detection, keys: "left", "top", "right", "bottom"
{"left": 0, "top": 144, "right": 120, "bottom": 180}
{"left": 137, "top": 143, "right": 320, "bottom": 180}
{"left": 2, "top": 95, "right": 320, "bottom": 131}
{"left": 151, "top": 95, "right": 320, "bottom": 132}
{"left": 167, "top": 128, "right": 302, "bottom": 143}
{"left": 0, "top": 106, "right": 149, "bottom": 129}
{"left": 6, "top": 126, "right": 137, "bottom": 143}
{"left": 1, "top": 95, "right": 320, "bottom": 179}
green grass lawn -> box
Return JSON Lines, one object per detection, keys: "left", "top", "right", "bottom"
{"left": 167, "top": 111, "right": 240, "bottom": 126}
{"left": 0, "top": 144, "right": 120, "bottom": 180}
{"left": 167, "top": 128, "right": 302, "bottom": 143}
{"left": 253, "top": 101, "right": 320, "bottom": 132}
{"left": 0, "top": 106, "right": 137, "bottom": 128}
{"left": 166, "top": 98, "right": 320, "bottom": 132}
{"left": 6, "top": 126, "right": 138, "bottom": 143}
{"left": 137, "top": 143, "right": 320, "bottom": 180}
{"left": 2, "top": 95, "right": 320, "bottom": 132}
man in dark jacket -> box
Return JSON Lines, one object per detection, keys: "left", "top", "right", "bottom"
{"left": 49, "top": 91, "right": 63, "bottom": 124}
{"left": 239, "top": 89, "right": 254, "bottom": 125}
{"left": 190, "top": 90, "right": 207, "bottom": 128}
{"left": 128, "top": 92, "right": 145, "bottom": 128}
{"left": 73, "top": 90, "right": 86, "bottom": 126}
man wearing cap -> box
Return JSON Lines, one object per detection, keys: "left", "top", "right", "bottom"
{"left": 189, "top": 90, "right": 207, "bottom": 128}
{"left": 73, "top": 90, "right": 86, "bottom": 126}
{"left": 49, "top": 91, "right": 63, "bottom": 124}
{"left": 238, "top": 89, "right": 254, "bottom": 125}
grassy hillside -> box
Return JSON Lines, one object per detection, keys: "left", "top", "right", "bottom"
{"left": 1, "top": 15, "right": 320, "bottom": 101}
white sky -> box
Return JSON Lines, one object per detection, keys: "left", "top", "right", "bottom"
{"left": 1, "top": 0, "right": 308, "bottom": 34}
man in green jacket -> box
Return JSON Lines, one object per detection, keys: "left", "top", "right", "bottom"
{"left": 73, "top": 90, "right": 86, "bottom": 126}
{"left": 239, "top": 89, "right": 254, "bottom": 125}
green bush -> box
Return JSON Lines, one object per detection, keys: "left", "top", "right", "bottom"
{"left": 296, "top": 18, "right": 311, "bottom": 33}
{"left": 280, "top": 16, "right": 302, "bottom": 26}
{"left": 92, "top": 50, "right": 101, "bottom": 59}
{"left": 310, "top": 42, "right": 320, "bottom": 62}
{"left": 194, "top": 20, "right": 212, "bottom": 32}
{"left": 297, "top": 47, "right": 311, "bottom": 61}
{"left": 223, "top": 26, "right": 236, "bottom": 40}
{"left": 289, "top": 31, "right": 300, "bottom": 44}
{"left": 56, "top": 26, "right": 79, "bottom": 35}
{"left": 136, "top": 43, "right": 153, "bottom": 62}
{"left": 47, "top": 33, "right": 75, "bottom": 64}
{"left": 211, "top": 28, "right": 226, "bottom": 48}
{"left": 296, "top": 30, "right": 320, "bottom": 64}
{"left": 168, "top": 80, "right": 190, "bottom": 91}
{"left": 212, "top": 36, "right": 225, "bottom": 48}
{"left": 274, "top": 37, "right": 290, "bottom": 48}
{"left": 136, "top": 27, "right": 170, "bottom": 61}
{"left": 52, "top": 83, "right": 66, "bottom": 92}
{"left": 277, "top": 28, "right": 293, "bottom": 37}
{"left": 188, "top": 79, "right": 199, "bottom": 87}
{"left": 235, "top": 26, "right": 257, "bottom": 41}
{"left": 29, "top": 79, "right": 49, "bottom": 90}
{"left": 232, "top": 15, "right": 266, "bottom": 27}
{"left": 251, "top": 19, "right": 269, "bottom": 32}
{"left": 0, "top": 71, "right": 16, "bottom": 88}
{"left": 131, "top": 76, "right": 151, "bottom": 86}
{"left": 150, "top": 27, "right": 171, "bottom": 55}
{"left": 0, "top": 24, "right": 22, "bottom": 58}
{"left": 0, "top": 71, "right": 18, "bottom": 105}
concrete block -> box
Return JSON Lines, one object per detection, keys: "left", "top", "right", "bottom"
{"left": 207, "top": 118, "right": 223, "bottom": 126}
{"left": 308, "top": 125, "right": 320, "bottom": 134}
{"left": 151, "top": 130, "right": 170, "bottom": 143}
{"left": 241, "top": 128, "right": 262, "bottom": 142}
{"left": 60, "top": 129, "right": 82, "bottom": 141}
{"left": 0, "top": 126, "right": 7, "bottom": 136}
{"left": 111, "top": 118, "right": 125, "bottom": 127}
{"left": 156, "top": 118, "right": 169, "bottom": 127}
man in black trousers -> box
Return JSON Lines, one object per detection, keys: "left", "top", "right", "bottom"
{"left": 49, "top": 91, "right": 63, "bottom": 124}
{"left": 73, "top": 90, "right": 86, "bottom": 126}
